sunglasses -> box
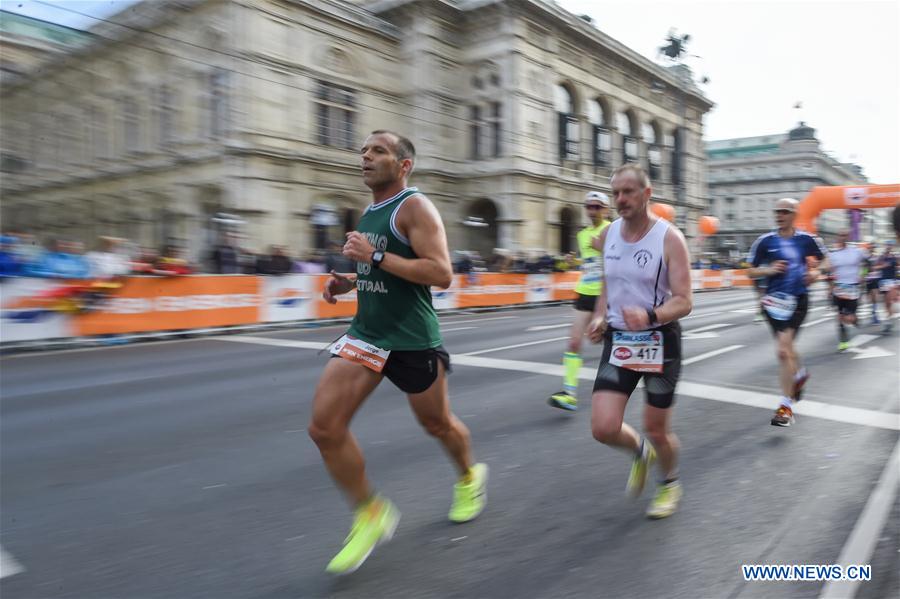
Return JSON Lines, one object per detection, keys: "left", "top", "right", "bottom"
{"left": 585, "top": 205, "right": 604, "bottom": 210}
{"left": 774, "top": 209, "right": 794, "bottom": 215}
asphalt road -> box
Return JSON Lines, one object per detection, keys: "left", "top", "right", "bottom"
{"left": 1, "top": 287, "right": 898, "bottom": 599}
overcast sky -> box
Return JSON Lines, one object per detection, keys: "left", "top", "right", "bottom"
{"left": 4, "top": 0, "right": 898, "bottom": 183}
{"left": 558, "top": 0, "right": 899, "bottom": 183}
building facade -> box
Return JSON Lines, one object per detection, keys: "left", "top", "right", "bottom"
{"left": 0, "top": 10, "right": 94, "bottom": 86}
{"left": 0, "top": 0, "right": 712, "bottom": 264}
{"left": 705, "top": 122, "right": 869, "bottom": 259}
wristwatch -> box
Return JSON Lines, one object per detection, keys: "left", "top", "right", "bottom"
{"left": 646, "top": 308, "right": 658, "bottom": 325}
{"left": 371, "top": 250, "right": 385, "bottom": 269}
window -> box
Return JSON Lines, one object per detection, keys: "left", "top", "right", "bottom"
{"left": 618, "top": 111, "right": 637, "bottom": 164}
{"left": 158, "top": 85, "right": 174, "bottom": 147}
{"left": 316, "top": 81, "right": 356, "bottom": 150}
{"left": 555, "top": 84, "right": 578, "bottom": 162}
{"left": 643, "top": 121, "right": 662, "bottom": 180}
{"left": 470, "top": 105, "right": 481, "bottom": 159}
{"left": 489, "top": 101, "right": 502, "bottom": 157}
{"left": 120, "top": 96, "right": 139, "bottom": 153}
{"left": 209, "top": 70, "right": 229, "bottom": 139}
{"left": 588, "top": 99, "right": 611, "bottom": 167}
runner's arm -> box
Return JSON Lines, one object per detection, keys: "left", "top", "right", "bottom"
{"left": 587, "top": 227, "right": 610, "bottom": 342}
{"left": 379, "top": 194, "right": 454, "bottom": 288}
{"left": 654, "top": 226, "right": 693, "bottom": 323}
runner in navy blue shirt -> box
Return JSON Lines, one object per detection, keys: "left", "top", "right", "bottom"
{"left": 747, "top": 198, "right": 826, "bottom": 427}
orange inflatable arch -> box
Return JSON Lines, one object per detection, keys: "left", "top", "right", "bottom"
{"left": 795, "top": 184, "right": 900, "bottom": 234}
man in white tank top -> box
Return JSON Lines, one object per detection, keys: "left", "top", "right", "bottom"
{"left": 586, "top": 164, "right": 693, "bottom": 519}
{"left": 823, "top": 230, "right": 864, "bottom": 350}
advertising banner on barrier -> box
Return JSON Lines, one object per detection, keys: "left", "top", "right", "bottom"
{"left": 261, "top": 274, "right": 316, "bottom": 322}
{"left": 457, "top": 273, "right": 528, "bottom": 308}
{"left": 72, "top": 276, "right": 262, "bottom": 336}
{"left": 551, "top": 272, "right": 580, "bottom": 301}
{"left": 526, "top": 274, "right": 553, "bottom": 304}
{"left": 0, "top": 278, "right": 75, "bottom": 342}
{"left": 1, "top": 270, "right": 755, "bottom": 344}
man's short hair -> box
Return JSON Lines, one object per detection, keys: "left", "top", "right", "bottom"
{"left": 370, "top": 129, "right": 416, "bottom": 163}
{"left": 610, "top": 163, "right": 650, "bottom": 188}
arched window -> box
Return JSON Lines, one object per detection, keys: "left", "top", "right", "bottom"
{"left": 617, "top": 110, "right": 637, "bottom": 164}
{"left": 555, "top": 84, "right": 578, "bottom": 162}
{"left": 643, "top": 121, "right": 663, "bottom": 180}
{"left": 588, "top": 99, "right": 611, "bottom": 167}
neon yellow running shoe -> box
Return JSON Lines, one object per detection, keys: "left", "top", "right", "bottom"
{"left": 548, "top": 391, "right": 578, "bottom": 411}
{"left": 626, "top": 443, "right": 656, "bottom": 498}
{"left": 646, "top": 480, "right": 683, "bottom": 519}
{"left": 838, "top": 341, "right": 850, "bottom": 352}
{"left": 326, "top": 496, "right": 400, "bottom": 575}
{"left": 449, "top": 463, "right": 489, "bottom": 523}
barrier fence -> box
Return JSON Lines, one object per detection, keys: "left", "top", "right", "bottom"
{"left": 0, "top": 270, "right": 752, "bottom": 343}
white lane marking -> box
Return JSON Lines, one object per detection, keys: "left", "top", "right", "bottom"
{"left": 730, "top": 309, "right": 759, "bottom": 314}
{"left": 809, "top": 306, "right": 828, "bottom": 312}
{"left": 0, "top": 547, "right": 24, "bottom": 579}
{"left": 682, "top": 345, "right": 744, "bottom": 365}
{"left": 685, "top": 323, "right": 731, "bottom": 333}
{"left": 459, "top": 337, "right": 570, "bottom": 356}
{"left": 449, "top": 356, "right": 899, "bottom": 431}
{"left": 440, "top": 327, "right": 477, "bottom": 332}
{"left": 801, "top": 316, "right": 833, "bottom": 328}
{"left": 846, "top": 334, "right": 879, "bottom": 349}
{"left": 202, "top": 484, "right": 227, "bottom": 490}
{"left": 216, "top": 336, "right": 899, "bottom": 430}
{"left": 222, "top": 336, "right": 328, "bottom": 350}
{"left": 526, "top": 323, "right": 573, "bottom": 331}
{"left": 682, "top": 332, "right": 720, "bottom": 340}
{"left": 819, "top": 439, "right": 900, "bottom": 599}
{"left": 437, "top": 316, "right": 517, "bottom": 325}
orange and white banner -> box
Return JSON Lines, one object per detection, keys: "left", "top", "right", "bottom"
{"left": 72, "top": 276, "right": 261, "bottom": 336}
{"left": 1, "top": 270, "right": 755, "bottom": 343}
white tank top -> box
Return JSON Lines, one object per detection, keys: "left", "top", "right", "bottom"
{"left": 603, "top": 218, "right": 671, "bottom": 329}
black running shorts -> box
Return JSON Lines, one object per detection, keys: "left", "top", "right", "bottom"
{"left": 592, "top": 322, "right": 682, "bottom": 409}
{"left": 832, "top": 294, "right": 859, "bottom": 316}
{"left": 763, "top": 293, "right": 809, "bottom": 335}
{"left": 574, "top": 293, "right": 598, "bottom": 312}
{"left": 333, "top": 344, "right": 451, "bottom": 394}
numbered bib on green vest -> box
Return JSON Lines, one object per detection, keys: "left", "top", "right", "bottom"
{"left": 609, "top": 330, "right": 664, "bottom": 373}
{"left": 580, "top": 257, "right": 603, "bottom": 285}
{"left": 331, "top": 334, "right": 390, "bottom": 373}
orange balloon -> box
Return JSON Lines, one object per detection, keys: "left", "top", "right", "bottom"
{"left": 699, "top": 215, "right": 720, "bottom": 236}
{"left": 650, "top": 202, "right": 675, "bottom": 222}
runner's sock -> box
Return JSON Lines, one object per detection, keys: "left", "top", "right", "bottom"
{"left": 780, "top": 396, "right": 794, "bottom": 409}
{"left": 838, "top": 323, "right": 847, "bottom": 342}
{"left": 563, "top": 352, "right": 581, "bottom": 395}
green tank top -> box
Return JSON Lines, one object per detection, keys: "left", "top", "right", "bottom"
{"left": 574, "top": 220, "right": 610, "bottom": 296}
{"left": 347, "top": 187, "right": 443, "bottom": 351}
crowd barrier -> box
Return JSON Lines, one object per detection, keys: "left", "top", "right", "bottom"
{"left": 0, "top": 270, "right": 752, "bottom": 343}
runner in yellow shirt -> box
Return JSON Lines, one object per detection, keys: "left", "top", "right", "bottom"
{"left": 548, "top": 191, "right": 611, "bottom": 410}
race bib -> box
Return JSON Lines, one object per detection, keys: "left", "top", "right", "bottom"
{"left": 609, "top": 330, "right": 664, "bottom": 373}
{"left": 761, "top": 292, "right": 797, "bottom": 321}
{"left": 833, "top": 283, "right": 860, "bottom": 300}
{"left": 581, "top": 258, "right": 603, "bottom": 284}
{"left": 330, "top": 334, "right": 390, "bottom": 373}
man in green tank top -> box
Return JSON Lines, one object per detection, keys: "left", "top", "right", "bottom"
{"left": 548, "top": 191, "right": 611, "bottom": 411}
{"left": 308, "top": 130, "right": 487, "bottom": 575}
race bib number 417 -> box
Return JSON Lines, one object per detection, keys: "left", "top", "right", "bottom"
{"left": 609, "top": 330, "right": 664, "bottom": 373}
